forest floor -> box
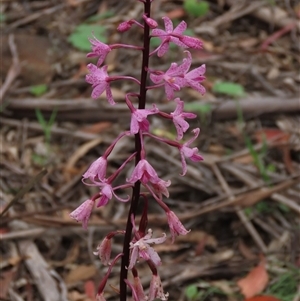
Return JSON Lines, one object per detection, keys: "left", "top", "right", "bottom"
{"left": 1, "top": 1, "right": 300, "bottom": 301}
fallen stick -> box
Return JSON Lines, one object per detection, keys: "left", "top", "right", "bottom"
{"left": 5, "top": 96, "right": 299, "bottom": 121}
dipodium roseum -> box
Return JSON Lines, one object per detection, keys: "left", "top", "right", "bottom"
{"left": 166, "top": 210, "right": 190, "bottom": 243}
{"left": 151, "top": 17, "right": 187, "bottom": 57}
{"left": 127, "top": 159, "right": 161, "bottom": 184}
{"left": 128, "top": 229, "right": 166, "bottom": 269}
{"left": 86, "top": 64, "right": 115, "bottom": 105}
{"left": 83, "top": 156, "right": 107, "bottom": 182}
{"left": 171, "top": 98, "right": 197, "bottom": 140}
{"left": 76, "top": 1, "right": 207, "bottom": 299}
{"left": 87, "top": 36, "right": 112, "bottom": 67}
{"left": 70, "top": 199, "right": 94, "bottom": 229}
{"left": 179, "top": 128, "right": 203, "bottom": 176}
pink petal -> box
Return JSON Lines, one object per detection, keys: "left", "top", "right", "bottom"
{"left": 105, "top": 85, "right": 115, "bottom": 105}
{"left": 173, "top": 20, "right": 187, "bottom": 34}
{"left": 162, "top": 17, "right": 173, "bottom": 33}
{"left": 128, "top": 246, "right": 139, "bottom": 269}
{"left": 157, "top": 40, "right": 170, "bottom": 57}
{"left": 151, "top": 29, "right": 166, "bottom": 36}
{"left": 145, "top": 246, "right": 161, "bottom": 266}
{"left": 130, "top": 114, "right": 140, "bottom": 134}
{"left": 91, "top": 83, "right": 106, "bottom": 99}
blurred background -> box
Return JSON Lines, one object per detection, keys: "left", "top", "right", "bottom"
{"left": 1, "top": 0, "right": 299, "bottom": 301}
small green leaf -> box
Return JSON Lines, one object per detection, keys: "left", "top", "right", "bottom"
{"left": 185, "top": 102, "right": 212, "bottom": 115}
{"left": 29, "top": 84, "right": 48, "bottom": 96}
{"left": 68, "top": 24, "right": 107, "bottom": 51}
{"left": 212, "top": 81, "right": 245, "bottom": 97}
{"left": 184, "top": 0, "right": 210, "bottom": 17}
{"left": 185, "top": 284, "right": 198, "bottom": 300}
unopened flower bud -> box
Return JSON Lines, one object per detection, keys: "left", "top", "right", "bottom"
{"left": 143, "top": 14, "right": 158, "bottom": 29}
{"left": 117, "top": 21, "right": 133, "bottom": 32}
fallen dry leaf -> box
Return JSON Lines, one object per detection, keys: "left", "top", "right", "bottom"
{"left": 237, "top": 258, "right": 269, "bottom": 299}
{"left": 65, "top": 265, "right": 98, "bottom": 284}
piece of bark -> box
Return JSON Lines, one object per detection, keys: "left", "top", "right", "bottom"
{"left": 18, "top": 240, "right": 62, "bottom": 301}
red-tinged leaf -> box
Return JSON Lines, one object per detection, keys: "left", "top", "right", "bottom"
{"left": 245, "top": 296, "right": 282, "bottom": 301}
{"left": 84, "top": 280, "right": 96, "bottom": 301}
{"left": 254, "top": 129, "right": 290, "bottom": 144}
{"left": 237, "top": 257, "right": 269, "bottom": 299}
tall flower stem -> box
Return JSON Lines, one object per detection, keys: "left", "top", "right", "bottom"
{"left": 119, "top": 1, "right": 151, "bottom": 300}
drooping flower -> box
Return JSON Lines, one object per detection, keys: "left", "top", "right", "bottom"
{"left": 151, "top": 17, "right": 187, "bottom": 57}
{"left": 70, "top": 199, "right": 94, "bottom": 229}
{"left": 94, "top": 236, "right": 112, "bottom": 266}
{"left": 128, "top": 229, "right": 167, "bottom": 269}
{"left": 85, "top": 64, "right": 115, "bottom": 105}
{"left": 130, "top": 105, "right": 159, "bottom": 134}
{"left": 87, "top": 36, "right": 112, "bottom": 67}
{"left": 127, "top": 159, "right": 161, "bottom": 184}
{"left": 149, "top": 274, "right": 169, "bottom": 301}
{"left": 83, "top": 156, "right": 107, "bottom": 182}
{"left": 166, "top": 210, "right": 190, "bottom": 243}
{"left": 149, "top": 179, "right": 171, "bottom": 199}
{"left": 171, "top": 98, "right": 197, "bottom": 140}
{"left": 179, "top": 128, "right": 203, "bottom": 176}
{"left": 96, "top": 181, "right": 130, "bottom": 207}
{"left": 125, "top": 277, "right": 147, "bottom": 301}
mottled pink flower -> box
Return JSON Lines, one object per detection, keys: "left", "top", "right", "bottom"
{"left": 87, "top": 36, "right": 111, "bottom": 66}
{"left": 85, "top": 63, "right": 115, "bottom": 105}
{"left": 149, "top": 274, "right": 169, "bottom": 301}
{"left": 94, "top": 237, "right": 111, "bottom": 266}
{"left": 149, "top": 51, "right": 194, "bottom": 100}
{"left": 150, "top": 179, "right": 171, "bottom": 199}
{"left": 130, "top": 105, "right": 159, "bottom": 134}
{"left": 166, "top": 210, "right": 190, "bottom": 243}
{"left": 179, "top": 128, "right": 203, "bottom": 176}
{"left": 181, "top": 52, "right": 206, "bottom": 95}
{"left": 127, "top": 159, "right": 160, "bottom": 184}
{"left": 70, "top": 199, "right": 94, "bottom": 229}
{"left": 152, "top": 17, "right": 187, "bottom": 57}
{"left": 97, "top": 181, "right": 130, "bottom": 207}
{"left": 128, "top": 229, "right": 166, "bottom": 269}
{"left": 171, "top": 98, "right": 197, "bottom": 140}
{"left": 83, "top": 156, "right": 107, "bottom": 182}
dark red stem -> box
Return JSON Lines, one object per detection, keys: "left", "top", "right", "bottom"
{"left": 119, "top": 1, "right": 151, "bottom": 300}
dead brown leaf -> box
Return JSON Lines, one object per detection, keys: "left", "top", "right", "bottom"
{"left": 65, "top": 265, "right": 98, "bottom": 284}
{"left": 237, "top": 257, "right": 269, "bottom": 299}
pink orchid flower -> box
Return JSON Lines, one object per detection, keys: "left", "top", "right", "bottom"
{"left": 70, "top": 199, "right": 94, "bottom": 229}
{"left": 87, "top": 35, "right": 112, "bottom": 67}
{"left": 127, "top": 159, "right": 161, "bottom": 184}
{"left": 151, "top": 17, "right": 187, "bottom": 57}
{"left": 171, "top": 98, "right": 197, "bottom": 140}
{"left": 128, "top": 229, "right": 166, "bottom": 269}
{"left": 83, "top": 156, "right": 107, "bottom": 182}
{"left": 130, "top": 105, "right": 159, "bottom": 134}
{"left": 179, "top": 128, "right": 203, "bottom": 176}
{"left": 166, "top": 210, "right": 190, "bottom": 243}
{"left": 86, "top": 63, "right": 115, "bottom": 105}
